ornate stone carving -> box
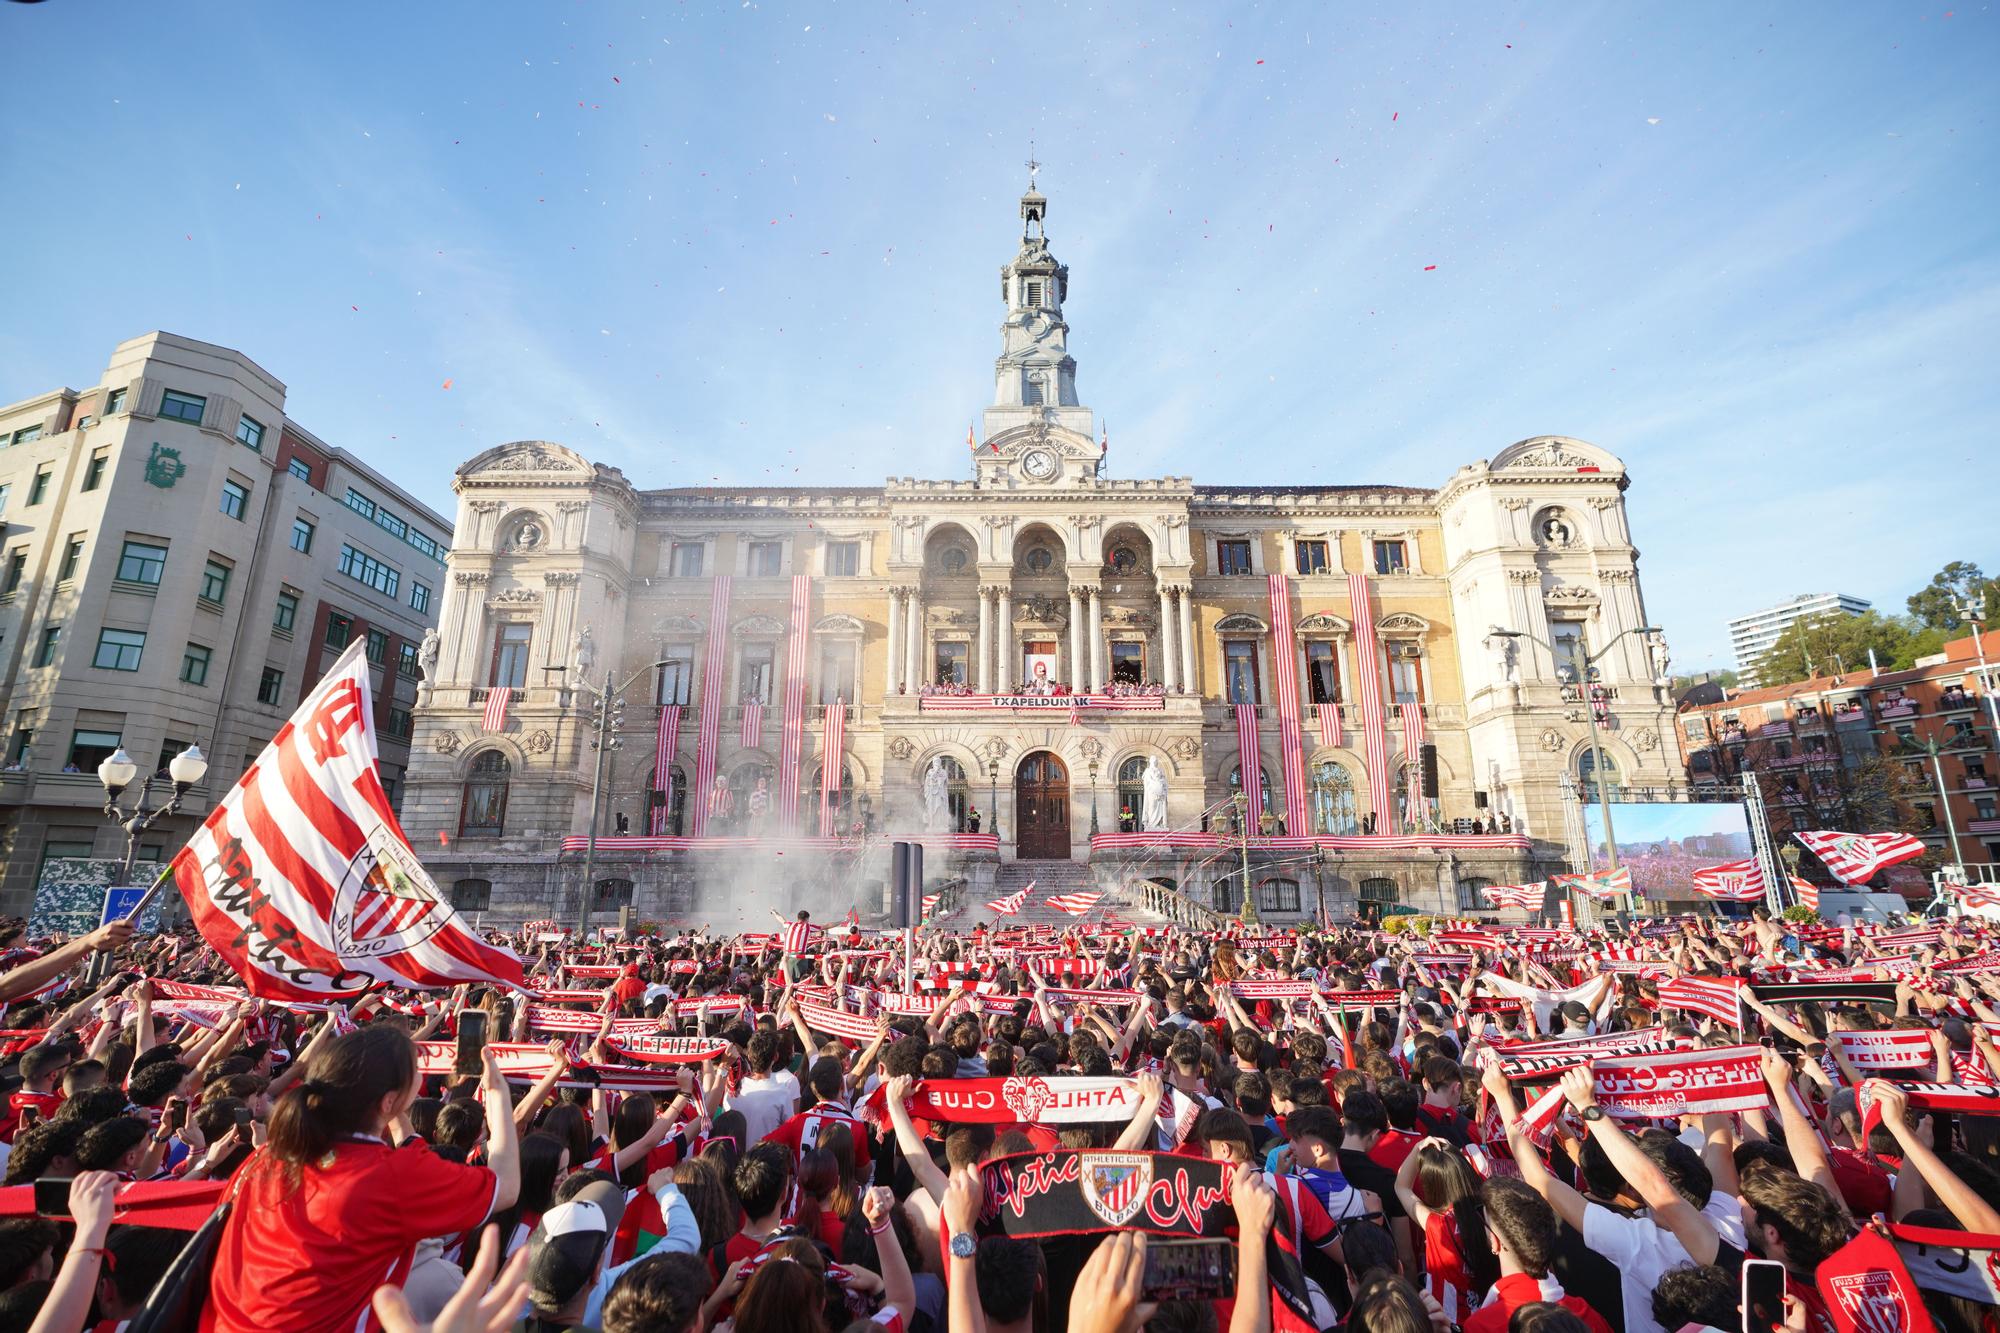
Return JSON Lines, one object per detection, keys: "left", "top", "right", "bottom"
{"left": 981, "top": 514, "right": 1016, "bottom": 531}
{"left": 1500, "top": 497, "right": 1532, "bottom": 512}
{"left": 556, "top": 500, "right": 590, "bottom": 514}
{"left": 1588, "top": 496, "right": 1619, "bottom": 510}
{"left": 1376, "top": 613, "right": 1430, "bottom": 638}
{"left": 467, "top": 500, "right": 503, "bottom": 515}
{"left": 893, "top": 514, "right": 928, "bottom": 530}
{"left": 1506, "top": 569, "right": 1541, "bottom": 584}
{"left": 455, "top": 572, "right": 490, "bottom": 587}
{"left": 1068, "top": 514, "right": 1102, "bottom": 531}
{"left": 1168, "top": 736, "right": 1200, "bottom": 762}
{"left": 886, "top": 736, "right": 915, "bottom": 761}
{"left": 1599, "top": 568, "right": 1636, "bottom": 583}
{"left": 1015, "top": 594, "right": 1067, "bottom": 625}
{"left": 433, "top": 730, "right": 464, "bottom": 755}
{"left": 1101, "top": 607, "right": 1156, "bottom": 630}
{"left": 1161, "top": 514, "right": 1187, "bottom": 529}
{"left": 542, "top": 571, "right": 580, "bottom": 587}
{"left": 735, "top": 614, "right": 788, "bottom": 636}
{"left": 1295, "top": 613, "right": 1351, "bottom": 636}
{"left": 1632, "top": 727, "right": 1660, "bottom": 753}
{"left": 1539, "top": 728, "right": 1567, "bottom": 753}
{"left": 524, "top": 728, "right": 554, "bottom": 755}
{"left": 489, "top": 445, "right": 585, "bottom": 473}
{"left": 491, "top": 587, "right": 541, "bottom": 605}
{"left": 1534, "top": 509, "right": 1579, "bottom": 550}
{"left": 1545, "top": 585, "right": 1597, "bottom": 603}
{"left": 1507, "top": 442, "right": 1591, "bottom": 469}
{"left": 1077, "top": 737, "right": 1105, "bottom": 762}
{"left": 1214, "top": 613, "right": 1269, "bottom": 633}
{"left": 653, "top": 615, "right": 702, "bottom": 636}
{"left": 982, "top": 737, "right": 1011, "bottom": 763}
{"left": 812, "top": 613, "right": 867, "bottom": 635}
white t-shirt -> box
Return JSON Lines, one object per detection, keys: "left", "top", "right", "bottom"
{"left": 1582, "top": 1191, "right": 1746, "bottom": 1333}
{"left": 726, "top": 1070, "right": 801, "bottom": 1146}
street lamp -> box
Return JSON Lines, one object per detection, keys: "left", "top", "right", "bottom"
{"left": 987, "top": 758, "right": 1000, "bottom": 842}
{"left": 1232, "top": 790, "right": 1260, "bottom": 924}
{"left": 1958, "top": 603, "right": 2000, "bottom": 740}
{"left": 94, "top": 743, "right": 208, "bottom": 974}
{"left": 1088, "top": 758, "right": 1100, "bottom": 837}
{"left": 1890, "top": 731, "right": 1982, "bottom": 874}
{"left": 574, "top": 661, "right": 669, "bottom": 938}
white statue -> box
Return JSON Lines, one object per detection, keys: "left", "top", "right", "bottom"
{"left": 922, "top": 757, "right": 952, "bottom": 833}
{"left": 571, "top": 625, "right": 597, "bottom": 688}
{"left": 1646, "top": 630, "right": 1672, "bottom": 686}
{"left": 416, "top": 628, "right": 442, "bottom": 702}
{"left": 1142, "top": 756, "right": 1170, "bottom": 832}
{"left": 1484, "top": 632, "right": 1516, "bottom": 685}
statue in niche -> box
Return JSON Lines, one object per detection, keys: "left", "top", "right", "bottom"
{"left": 1483, "top": 631, "right": 1517, "bottom": 685}
{"left": 570, "top": 624, "right": 597, "bottom": 689}
{"left": 1646, "top": 630, "right": 1672, "bottom": 687}
{"left": 417, "top": 628, "right": 442, "bottom": 702}
{"left": 1540, "top": 514, "right": 1573, "bottom": 547}
{"left": 922, "top": 757, "right": 953, "bottom": 833}
{"left": 1142, "top": 756, "right": 1170, "bottom": 832}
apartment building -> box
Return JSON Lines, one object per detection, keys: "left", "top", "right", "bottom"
{"left": 1725, "top": 592, "right": 1872, "bottom": 685}
{"left": 0, "top": 332, "right": 450, "bottom": 913}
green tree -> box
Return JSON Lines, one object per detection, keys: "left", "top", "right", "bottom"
{"left": 1907, "top": 561, "right": 1999, "bottom": 631}
{"left": 1753, "top": 612, "right": 1916, "bottom": 687}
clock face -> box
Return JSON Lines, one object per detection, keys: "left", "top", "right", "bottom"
{"left": 1021, "top": 449, "right": 1057, "bottom": 479}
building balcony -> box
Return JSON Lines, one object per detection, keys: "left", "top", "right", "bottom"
{"left": 1878, "top": 701, "right": 1917, "bottom": 720}
{"left": 1834, "top": 708, "right": 1872, "bottom": 729}
{"left": 1757, "top": 720, "right": 1793, "bottom": 739}
{"left": 1792, "top": 711, "right": 1828, "bottom": 732}
{"left": 1969, "top": 818, "right": 2000, "bottom": 836}
{"left": 1938, "top": 693, "right": 1981, "bottom": 714}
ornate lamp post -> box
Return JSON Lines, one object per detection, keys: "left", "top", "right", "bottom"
{"left": 1234, "top": 791, "right": 1260, "bottom": 925}
{"left": 1089, "top": 758, "right": 1100, "bottom": 837}
{"left": 987, "top": 758, "right": 1000, "bottom": 842}
{"left": 574, "top": 661, "right": 669, "bottom": 938}
{"left": 93, "top": 743, "right": 208, "bottom": 975}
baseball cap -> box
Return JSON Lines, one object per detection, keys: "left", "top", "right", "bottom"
{"left": 526, "top": 1179, "right": 627, "bottom": 1312}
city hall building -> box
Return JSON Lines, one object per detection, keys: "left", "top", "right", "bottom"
{"left": 400, "top": 184, "right": 1684, "bottom": 927}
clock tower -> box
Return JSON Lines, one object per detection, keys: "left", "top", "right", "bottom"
{"left": 975, "top": 162, "right": 1099, "bottom": 488}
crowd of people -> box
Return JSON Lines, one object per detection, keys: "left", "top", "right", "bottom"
{"left": 0, "top": 901, "right": 1995, "bottom": 1333}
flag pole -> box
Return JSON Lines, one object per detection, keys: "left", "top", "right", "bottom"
{"left": 121, "top": 862, "right": 181, "bottom": 924}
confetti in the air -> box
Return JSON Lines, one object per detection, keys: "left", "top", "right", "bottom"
{"left": 1646, "top": 117, "right": 1661, "bottom": 125}
{"left": 1424, "top": 265, "right": 1437, "bottom": 271}
{"left": 442, "top": 379, "right": 454, "bottom": 390}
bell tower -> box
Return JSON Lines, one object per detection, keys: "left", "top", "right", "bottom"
{"left": 984, "top": 157, "right": 1092, "bottom": 444}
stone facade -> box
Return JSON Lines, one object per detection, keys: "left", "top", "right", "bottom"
{"left": 401, "top": 188, "right": 1682, "bottom": 928}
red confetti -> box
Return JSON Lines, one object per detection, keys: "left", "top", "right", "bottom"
{"left": 1256, "top": 59, "right": 1264, "bottom": 64}
{"left": 1424, "top": 265, "right": 1437, "bottom": 271}
{"left": 351, "top": 305, "right": 359, "bottom": 311}
{"left": 1392, "top": 111, "right": 1399, "bottom": 121}
{"left": 613, "top": 75, "right": 622, "bottom": 83}
{"left": 437, "top": 831, "right": 449, "bottom": 847}
{"left": 442, "top": 378, "right": 454, "bottom": 390}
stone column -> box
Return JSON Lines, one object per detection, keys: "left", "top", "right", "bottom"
{"left": 1158, "top": 586, "right": 1178, "bottom": 693}
{"left": 976, "top": 588, "right": 993, "bottom": 694}
{"left": 884, "top": 587, "right": 904, "bottom": 695}
{"left": 996, "top": 589, "right": 1013, "bottom": 689}
{"left": 1068, "top": 586, "right": 1085, "bottom": 688}
{"left": 905, "top": 590, "right": 925, "bottom": 692}
{"left": 1177, "top": 586, "right": 1197, "bottom": 697}
{"left": 1088, "top": 588, "right": 1106, "bottom": 692}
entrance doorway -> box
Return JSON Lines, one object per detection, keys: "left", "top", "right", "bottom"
{"left": 1014, "top": 751, "right": 1071, "bottom": 859}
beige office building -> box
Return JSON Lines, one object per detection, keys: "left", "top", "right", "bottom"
{"left": 0, "top": 333, "right": 450, "bottom": 913}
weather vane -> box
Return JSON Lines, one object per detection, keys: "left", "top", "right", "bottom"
{"left": 1026, "top": 143, "right": 1040, "bottom": 189}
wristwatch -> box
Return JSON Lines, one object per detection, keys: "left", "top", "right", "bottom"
{"left": 949, "top": 1232, "right": 978, "bottom": 1260}
{"left": 1580, "top": 1105, "right": 1606, "bottom": 1122}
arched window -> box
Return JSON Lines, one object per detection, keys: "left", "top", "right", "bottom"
{"left": 1211, "top": 876, "right": 1240, "bottom": 913}
{"left": 594, "top": 877, "right": 635, "bottom": 908}
{"left": 650, "top": 764, "right": 688, "bottom": 836}
{"left": 809, "top": 760, "right": 856, "bottom": 834}
{"left": 932, "top": 756, "right": 971, "bottom": 831}
{"left": 1458, "top": 876, "right": 1492, "bottom": 914}
{"left": 1116, "top": 756, "right": 1149, "bottom": 832}
{"left": 1578, "top": 749, "right": 1621, "bottom": 803}
{"left": 731, "top": 759, "right": 775, "bottom": 832}
{"left": 1227, "top": 762, "right": 1272, "bottom": 821}
{"left": 450, "top": 878, "right": 492, "bottom": 912}
{"left": 1310, "top": 761, "right": 1359, "bottom": 836}
{"left": 1358, "top": 877, "right": 1398, "bottom": 903}
{"left": 1393, "top": 765, "right": 1437, "bottom": 834}
{"left": 460, "top": 751, "right": 510, "bottom": 837}
{"left": 1258, "top": 878, "right": 1301, "bottom": 913}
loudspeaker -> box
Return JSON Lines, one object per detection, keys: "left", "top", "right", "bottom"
{"left": 1421, "top": 744, "right": 1440, "bottom": 799}
{"left": 1473, "top": 790, "right": 1489, "bottom": 809}
{"left": 890, "top": 841, "right": 924, "bottom": 928}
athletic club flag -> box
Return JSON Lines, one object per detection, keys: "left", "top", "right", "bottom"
{"left": 740, "top": 699, "right": 765, "bottom": 747}
{"left": 1691, "top": 858, "right": 1767, "bottom": 902}
{"left": 1555, "top": 867, "right": 1632, "bottom": 900}
{"left": 1481, "top": 882, "right": 1544, "bottom": 910}
{"left": 1790, "top": 875, "right": 1820, "bottom": 912}
{"left": 1045, "top": 892, "right": 1103, "bottom": 916}
{"left": 1317, "top": 702, "right": 1340, "bottom": 748}
{"left": 481, "top": 686, "right": 512, "bottom": 732}
{"left": 173, "top": 642, "right": 525, "bottom": 1000}
{"left": 987, "top": 885, "right": 1031, "bottom": 916}
{"left": 1798, "top": 830, "right": 1928, "bottom": 882}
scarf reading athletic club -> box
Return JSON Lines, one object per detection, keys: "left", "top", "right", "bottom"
{"left": 1814, "top": 1225, "right": 1939, "bottom": 1333}
{"left": 1317, "top": 988, "right": 1402, "bottom": 1012}
{"left": 1750, "top": 980, "right": 1900, "bottom": 1008}
{"left": 414, "top": 1041, "right": 683, "bottom": 1094}
{"left": 1226, "top": 980, "right": 1316, "bottom": 1000}
{"left": 1830, "top": 1029, "right": 1938, "bottom": 1075}
{"left": 869, "top": 1076, "right": 1146, "bottom": 1127}
{"left": 976, "top": 1150, "right": 1317, "bottom": 1333}
{"left": 1890, "top": 1221, "right": 2000, "bottom": 1307}
{"left": 1487, "top": 1030, "right": 1688, "bottom": 1079}
{"left": 1857, "top": 1080, "right": 2000, "bottom": 1137}
{"left": 602, "top": 1034, "right": 733, "bottom": 1065}
{"left": 1589, "top": 1044, "right": 1769, "bottom": 1118}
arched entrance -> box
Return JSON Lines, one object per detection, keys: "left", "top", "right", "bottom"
{"left": 1015, "top": 751, "right": 1071, "bottom": 859}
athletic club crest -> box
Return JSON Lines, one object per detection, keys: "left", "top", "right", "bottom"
{"left": 331, "top": 827, "right": 450, "bottom": 959}
{"left": 1827, "top": 1268, "right": 1910, "bottom": 1333}
{"left": 1078, "top": 1152, "right": 1152, "bottom": 1227}
{"left": 1001, "top": 1076, "right": 1055, "bottom": 1124}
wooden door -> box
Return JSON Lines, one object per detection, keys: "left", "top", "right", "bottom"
{"left": 1014, "top": 751, "right": 1071, "bottom": 860}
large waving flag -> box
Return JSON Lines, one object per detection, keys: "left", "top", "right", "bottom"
{"left": 986, "top": 884, "right": 1031, "bottom": 916}
{"left": 1480, "top": 882, "right": 1545, "bottom": 910}
{"left": 1797, "top": 830, "right": 1927, "bottom": 883}
{"left": 1691, "top": 858, "right": 1767, "bottom": 903}
{"left": 1554, "top": 867, "right": 1632, "bottom": 900}
{"left": 173, "top": 642, "right": 524, "bottom": 1000}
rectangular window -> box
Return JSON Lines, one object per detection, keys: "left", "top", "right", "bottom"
{"left": 82, "top": 449, "right": 108, "bottom": 491}
{"left": 10, "top": 426, "right": 41, "bottom": 446}
{"left": 257, "top": 666, "right": 285, "bottom": 705}
{"left": 56, "top": 536, "right": 84, "bottom": 583}
{"left": 3, "top": 549, "right": 25, "bottom": 594}
{"left": 1025, "top": 280, "right": 1042, "bottom": 306}
{"left": 1110, "top": 640, "right": 1146, "bottom": 685}
{"left": 0, "top": 484, "right": 9, "bottom": 513}
{"left": 27, "top": 470, "right": 50, "bottom": 505}
{"left": 669, "top": 542, "right": 705, "bottom": 577}
{"left": 740, "top": 643, "right": 775, "bottom": 704}
{"left": 273, "top": 591, "right": 298, "bottom": 632}
{"left": 373, "top": 507, "right": 407, "bottom": 540}
{"left": 235, "top": 414, "right": 265, "bottom": 451}
{"left": 220, "top": 478, "right": 250, "bottom": 520}
{"left": 7, "top": 720, "right": 32, "bottom": 764}
{"left": 291, "top": 518, "right": 315, "bottom": 552}
{"left": 1551, "top": 622, "right": 1588, "bottom": 683}
{"left": 657, "top": 646, "right": 695, "bottom": 706}
{"left": 825, "top": 542, "right": 860, "bottom": 576}
{"left": 1224, "top": 640, "right": 1260, "bottom": 704}
{"left": 819, "top": 641, "right": 857, "bottom": 705}
{"left": 116, "top": 540, "right": 167, "bottom": 585}
{"left": 337, "top": 544, "right": 401, "bottom": 599}
{"left": 387, "top": 707, "right": 413, "bottom": 738}
{"left": 409, "top": 582, "right": 431, "bottom": 614}
{"left": 200, "top": 559, "right": 231, "bottom": 604}
{"left": 344, "top": 488, "right": 375, "bottom": 519}
{"left": 1388, "top": 642, "right": 1425, "bottom": 705}
{"left": 365, "top": 627, "right": 389, "bottom": 665}
{"left": 159, "top": 389, "right": 206, "bottom": 424}
{"left": 1295, "top": 540, "right": 1329, "bottom": 575}
{"left": 398, "top": 641, "right": 421, "bottom": 678}
{"left": 747, "top": 541, "right": 783, "bottom": 576}
{"left": 33, "top": 625, "right": 60, "bottom": 668}
{"left": 155, "top": 739, "right": 194, "bottom": 776}
{"left": 287, "top": 458, "right": 312, "bottom": 482}
{"left": 325, "top": 613, "right": 353, "bottom": 649}
{"left": 93, "top": 628, "right": 146, "bottom": 671}
{"left": 104, "top": 387, "right": 127, "bottom": 415}
{"left": 491, "top": 623, "right": 532, "bottom": 689}
{"left": 1372, "top": 540, "right": 1408, "bottom": 575}
{"left": 935, "top": 641, "right": 969, "bottom": 687}
{"left": 181, "top": 642, "right": 212, "bottom": 685}
{"left": 67, "top": 729, "right": 123, "bottom": 772}
{"left": 1306, "top": 641, "right": 1341, "bottom": 704}
{"left": 407, "top": 529, "right": 441, "bottom": 561}
{"left": 1216, "top": 540, "right": 1253, "bottom": 577}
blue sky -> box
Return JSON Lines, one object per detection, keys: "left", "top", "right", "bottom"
{"left": 3, "top": 4, "right": 1995, "bottom": 666}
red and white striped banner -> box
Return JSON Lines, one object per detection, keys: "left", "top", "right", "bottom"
{"left": 1045, "top": 892, "right": 1103, "bottom": 916}
{"left": 796, "top": 998, "right": 881, "bottom": 1042}
{"left": 1316, "top": 701, "right": 1340, "bottom": 749}
{"left": 1041, "top": 986, "right": 1143, "bottom": 1008}
{"left": 1798, "top": 830, "right": 1927, "bottom": 882}
{"left": 1657, "top": 974, "right": 1746, "bottom": 1026}
{"left": 416, "top": 1041, "right": 680, "bottom": 1094}
{"left": 1789, "top": 875, "right": 1820, "bottom": 913}
{"left": 525, "top": 1006, "right": 655, "bottom": 1036}
{"left": 818, "top": 699, "right": 845, "bottom": 836}
{"left": 649, "top": 704, "right": 680, "bottom": 835}
{"left": 1691, "top": 858, "right": 1767, "bottom": 902}
{"left": 1226, "top": 979, "right": 1316, "bottom": 1000}
{"left": 174, "top": 642, "right": 524, "bottom": 999}
{"left": 604, "top": 1034, "right": 732, "bottom": 1065}
{"left": 868, "top": 1076, "right": 1144, "bottom": 1127}
{"left": 1554, "top": 867, "right": 1633, "bottom": 900}
{"left": 778, "top": 576, "right": 811, "bottom": 830}
{"left": 1267, "top": 575, "right": 1309, "bottom": 835}
{"left": 916, "top": 694, "right": 1166, "bottom": 712}
{"left": 1482, "top": 882, "right": 1545, "bottom": 910}
{"left": 1832, "top": 1029, "right": 1938, "bottom": 1074}
{"left": 1347, "top": 574, "right": 1394, "bottom": 825}
{"left": 986, "top": 885, "right": 1030, "bottom": 916}
{"left": 921, "top": 893, "right": 940, "bottom": 917}
{"left": 1592, "top": 1044, "right": 1768, "bottom": 1118}
{"left": 481, "top": 687, "right": 512, "bottom": 733}
{"left": 1087, "top": 830, "right": 1533, "bottom": 852}
{"left": 689, "top": 576, "right": 732, "bottom": 836}
{"left": 1234, "top": 704, "right": 1263, "bottom": 821}
{"left": 740, "top": 699, "right": 764, "bottom": 748}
